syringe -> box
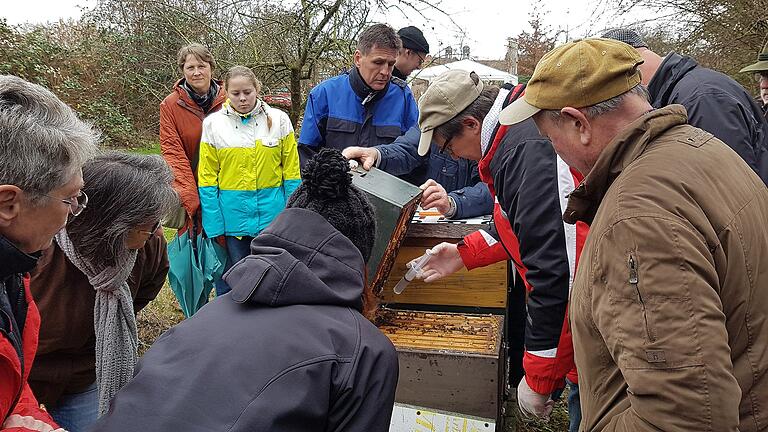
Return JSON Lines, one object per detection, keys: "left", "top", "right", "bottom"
{"left": 393, "top": 249, "right": 433, "bottom": 295}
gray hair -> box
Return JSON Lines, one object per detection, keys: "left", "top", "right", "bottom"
{"left": 67, "top": 152, "right": 178, "bottom": 267}
{"left": 435, "top": 72, "right": 500, "bottom": 141}
{"left": 0, "top": 75, "right": 99, "bottom": 204}
{"left": 545, "top": 83, "right": 650, "bottom": 122}
{"left": 357, "top": 24, "right": 402, "bottom": 55}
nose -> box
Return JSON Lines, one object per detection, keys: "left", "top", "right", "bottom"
{"left": 761, "top": 77, "right": 768, "bottom": 89}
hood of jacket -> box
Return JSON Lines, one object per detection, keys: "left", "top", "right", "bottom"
{"left": 564, "top": 105, "right": 691, "bottom": 225}
{"left": 647, "top": 52, "right": 698, "bottom": 108}
{"left": 222, "top": 207, "right": 366, "bottom": 311}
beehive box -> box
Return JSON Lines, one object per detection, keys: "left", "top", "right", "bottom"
{"left": 378, "top": 309, "right": 504, "bottom": 419}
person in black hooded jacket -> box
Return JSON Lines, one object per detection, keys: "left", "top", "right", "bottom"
{"left": 91, "top": 149, "right": 399, "bottom": 432}
{"left": 603, "top": 29, "right": 768, "bottom": 185}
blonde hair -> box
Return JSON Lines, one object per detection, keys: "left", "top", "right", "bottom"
{"left": 177, "top": 43, "right": 216, "bottom": 72}
{"left": 225, "top": 65, "right": 271, "bottom": 130}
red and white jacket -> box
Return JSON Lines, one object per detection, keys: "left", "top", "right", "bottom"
{"left": 1, "top": 235, "right": 59, "bottom": 431}
{"left": 458, "top": 84, "right": 589, "bottom": 395}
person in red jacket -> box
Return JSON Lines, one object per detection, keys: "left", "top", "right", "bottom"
{"left": 0, "top": 75, "right": 98, "bottom": 431}
{"left": 405, "top": 70, "right": 588, "bottom": 431}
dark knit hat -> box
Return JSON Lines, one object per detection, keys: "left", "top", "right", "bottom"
{"left": 601, "top": 28, "right": 649, "bottom": 49}
{"left": 398, "top": 26, "right": 430, "bottom": 54}
{"left": 286, "top": 149, "right": 376, "bottom": 263}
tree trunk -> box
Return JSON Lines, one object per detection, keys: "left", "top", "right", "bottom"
{"left": 289, "top": 67, "right": 303, "bottom": 129}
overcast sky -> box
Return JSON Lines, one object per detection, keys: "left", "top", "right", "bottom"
{"left": 2, "top": 0, "right": 646, "bottom": 59}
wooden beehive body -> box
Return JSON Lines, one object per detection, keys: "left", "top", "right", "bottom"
{"left": 377, "top": 213, "right": 508, "bottom": 422}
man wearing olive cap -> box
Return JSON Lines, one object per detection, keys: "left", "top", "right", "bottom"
{"left": 740, "top": 41, "right": 768, "bottom": 119}
{"left": 501, "top": 37, "right": 768, "bottom": 431}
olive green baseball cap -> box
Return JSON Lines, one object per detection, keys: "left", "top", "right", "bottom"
{"left": 499, "top": 38, "right": 644, "bottom": 125}
{"left": 740, "top": 42, "right": 768, "bottom": 73}
{"left": 417, "top": 69, "right": 484, "bottom": 156}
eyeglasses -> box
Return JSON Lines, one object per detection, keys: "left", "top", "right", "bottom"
{"left": 439, "top": 134, "right": 454, "bottom": 156}
{"left": 754, "top": 72, "right": 768, "bottom": 83}
{"left": 417, "top": 53, "right": 427, "bottom": 68}
{"left": 132, "top": 221, "right": 161, "bottom": 237}
{"left": 41, "top": 191, "right": 88, "bottom": 217}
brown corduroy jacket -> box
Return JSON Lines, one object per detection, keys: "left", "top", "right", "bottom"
{"left": 160, "top": 80, "right": 226, "bottom": 221}
{"left": 27, "top": 234, "right": 169, "bottom": 407}
{"left": 566, "top": 105, "right": 768, "bottom": 432}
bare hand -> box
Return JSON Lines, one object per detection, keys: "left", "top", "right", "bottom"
{"left": 419, "top": 179, "right": 451, "bottom": 215}
{"left": 517, "top": 377, "right": 555, "bottom": 422}
{"left": 2, "top": 414, "right": 67, "bottom": 432}
{"left": 408, "top": 242, "right": 464, "bottom": 282}
{"left": 341, "top": 146, "right": 378, "bottom": 170}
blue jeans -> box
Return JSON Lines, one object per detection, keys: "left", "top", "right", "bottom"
{"left": 551, "top": 378, "right": 581, "bottom": 432}
{"left": 214, "top": 236, "right": 253, "bottom": 296}
{"left": 48, "top": 381, "right": 98, "bottom": 432}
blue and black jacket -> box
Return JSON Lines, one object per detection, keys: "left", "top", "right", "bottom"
{"left": 298, "top": 67, "right": 418, "bottom": 166}
{"left": 376, "top": 126, "right": 493, "bottom": 219}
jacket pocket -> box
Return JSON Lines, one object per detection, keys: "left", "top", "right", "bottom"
{"left": 607, "top": 251, "right": 703, "bottom": 370}
{"left": 325, "top": 117, "right": 357, "bottom": 150}
{"left": 260, "top": 138, "right": 279, "bottom": 148}
{"left": 374, "top": 125, "right": 401, "bottom": 145}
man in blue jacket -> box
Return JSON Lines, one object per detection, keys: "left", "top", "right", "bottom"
{"left": 343, "top": 126, "right": 494, "bottom": 218}
{"left": 298, "top": 23, "right": 419, "bottom": 166}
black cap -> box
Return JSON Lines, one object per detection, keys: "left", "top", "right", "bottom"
{"left": 398, "top": 26, "right": 430, "bottom": 54}
{"left": 601, "top": 28, "right": 649, "bottom": 49}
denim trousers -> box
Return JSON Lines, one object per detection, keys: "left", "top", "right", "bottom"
{"left": 214, "top": 236, "right": 253, "bottom": 296}
{"left": 48, "top": 381, "right": 98, "bottom": 432}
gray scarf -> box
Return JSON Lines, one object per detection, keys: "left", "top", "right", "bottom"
{"left": 54, "top": 230, "right": 139, "bottom": 415}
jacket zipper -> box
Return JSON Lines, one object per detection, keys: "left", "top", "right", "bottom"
{"left": 629, "top": 254, "right": 654, "bottom": 342}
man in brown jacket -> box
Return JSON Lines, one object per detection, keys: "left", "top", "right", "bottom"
{"left": 500, "top": 38, "right": 768, "bottom": 431}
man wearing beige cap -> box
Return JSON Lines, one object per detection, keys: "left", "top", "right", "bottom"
{"left": 500, "top": 37, "right": 768, "bottom": 431}
{"left": 405, "top": 69, "right": 589, "bottom": 431}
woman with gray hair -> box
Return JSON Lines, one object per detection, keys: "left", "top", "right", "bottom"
{"left": 28, "top": 152, "right": 177, "bottom": 431}
{"left": 0, "top": 74, "right": 97, "bottom": 432}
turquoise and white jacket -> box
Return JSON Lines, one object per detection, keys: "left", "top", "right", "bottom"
{"left": 198, "top": 100, "right": 301, "bottom": 237}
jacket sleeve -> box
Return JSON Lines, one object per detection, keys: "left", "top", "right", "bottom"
{"left": 2, "top": 382, "right": 59, "bottom": 431}
{"left": 497, "top": 141, "right": 574, "bottom": 395}
{"left": 683, "top": 90, "right": 762, "bottom": 173}
{"left": 160, "top": 101, "right": 200, "bottom": 218}
{"left": 376, "top": 126, "right": 427, "bottom": 175}
{"left": 133, "top": 234, "right": 169, "bottom": 314}
{"left": 586, "top": 216, "right": 741, "bottom": 431}
{"left": 402, "top": 90, "right": 419, "bottom": 132}
{"left": 197, "top": 123, "right": 226, "bottom": 237}
{"left": 297, "top": 88, "right": 327, "bottom": 167}
{"left": 458, "top": 224, "right": 510, "bottom": 270}
{"left": 279, "top": 115, "right": 302, "bottom": 198}
{"left": 449, "top": 164, "right": 494, "bottom": 219}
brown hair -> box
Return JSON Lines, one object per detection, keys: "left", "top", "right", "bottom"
{"left": 356, "top": 23, "right": 402, "bottom": 55}
{"left": 177, "top": 43, "right": 216, "bottom": 72}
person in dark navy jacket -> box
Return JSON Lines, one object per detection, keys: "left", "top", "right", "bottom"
{"left": 298, "top": 24, "right": 418, "bottom": 167}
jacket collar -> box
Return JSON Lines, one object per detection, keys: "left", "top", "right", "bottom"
{"left": 647, "top": 52, "right": 698, "bottom": 108}
{"left": 173, "top": 79, "right": 226, "bottom": 114}
{"left": 0, "top": 234, "right": 39, "bottom": 279}
{"left": 392, "top": 66, "right": 407, "bottom": 81}
{"left": 564, "top": 105, "right": 689, "bottom": 225}
{"left": 349, "top": 67, "right": 389, "bottom": 106}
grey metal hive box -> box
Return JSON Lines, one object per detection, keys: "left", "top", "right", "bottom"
{"left": 350, "top": 166, "right": 422, "bottom": 295}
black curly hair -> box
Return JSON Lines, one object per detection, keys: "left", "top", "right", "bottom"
{"left": 286, "top": 148, "right": 376, "bottom": 262}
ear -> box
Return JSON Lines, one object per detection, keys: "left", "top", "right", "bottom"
{"left": 462, "top": 116, "right": 482, "bottom": 135}
{"left": 561, "top": 107, "right": 592, "bottom": 146}
{"left": 353, "top": 50, "right": 363, "bottom": 68}
{"left": 0, "top": 185, "right": 23, "bottom": 227}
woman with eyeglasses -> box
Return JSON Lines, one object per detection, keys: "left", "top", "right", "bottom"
{"left": 27, "top": 152, "right": 177, "bottom": 431}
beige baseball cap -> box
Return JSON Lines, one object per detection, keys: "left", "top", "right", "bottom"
{"left": 417, "top": 69, "right": 484, "bottom": 156}
{"left": 498, "top": 38, "right": 643, "bottom": 125}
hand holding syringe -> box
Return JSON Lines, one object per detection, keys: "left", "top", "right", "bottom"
{"left": 393, "top": 249, "right": 433, "bottom": 294}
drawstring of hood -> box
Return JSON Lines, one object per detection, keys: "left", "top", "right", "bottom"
{"left": 224, "top": 98, "right": 272, "bottom": 130}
